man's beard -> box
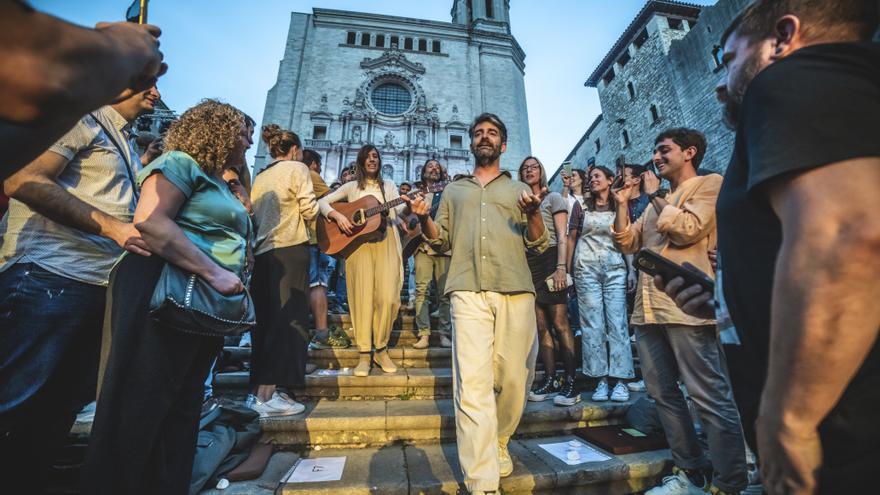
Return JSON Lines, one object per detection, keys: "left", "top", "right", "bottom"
{"left": 722, "top": 54, "right": 765, "bottom": 130}
{"left": 471, "top": 141, "right": 502, "bottom": 167}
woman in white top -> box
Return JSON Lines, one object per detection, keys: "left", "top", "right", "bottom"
{"left": 319, "top": 145, "right": 404, "bottom": 376}
{"left": 248, "top": 125, "right": 318, "bottom": 417}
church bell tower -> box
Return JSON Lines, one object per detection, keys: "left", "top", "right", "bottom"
{"left": 451, "top": 0, "right": 511, "bottom": 33}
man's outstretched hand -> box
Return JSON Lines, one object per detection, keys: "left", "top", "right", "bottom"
{"left": 518, "top": 187, "right": 546, "bottom": 215}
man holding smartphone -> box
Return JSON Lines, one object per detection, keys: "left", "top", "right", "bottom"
{"left": 611, "top": 128, "right": 747, "bottom": 495}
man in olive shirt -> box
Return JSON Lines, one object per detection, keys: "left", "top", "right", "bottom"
{"left": 408, "top": 113, "right": 548, "bottom": 495}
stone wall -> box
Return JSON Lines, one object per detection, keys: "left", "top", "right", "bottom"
{"left": 667, "top": 0, "right": 751, "bottom": 172}
{"left": 550, "top": 0, "right": 752, "bottom": 190}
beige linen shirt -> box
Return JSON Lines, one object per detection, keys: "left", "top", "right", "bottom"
{"left": 612, "top": 174, "right": 722, "bottom": 326}
{"left": 427, "top": 172, "right": 549, "bottom": 296}
{"left": 251, "top": 159, "right": 318, "bottom": 255}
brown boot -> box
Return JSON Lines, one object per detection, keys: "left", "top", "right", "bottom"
{"left": 353, "top": 352, "right": 371, "bottom": 377}
{"left": 373, "top": 347, "right": 398, "bottom": 373}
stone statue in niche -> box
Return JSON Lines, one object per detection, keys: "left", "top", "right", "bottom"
{"left": 382, "top": 164, "right": 394, "bottom": 180}
{"left": 320, "top": 94, "right": 328, "bottom": 111}
{"left": 452, "top": 104, "right": 459, "bottom": 116}
{"left": 416, "top": 130, "right": 426, "bottom": 148}
{"left": 383, "top": 131, "right": 395, "bottom": 148}
{"left": 351, "top": 125, "right": 362, "bottom": 143}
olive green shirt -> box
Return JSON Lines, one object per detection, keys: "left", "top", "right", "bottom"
{"left": 426, "top": 171, "right": 549, "bottom": 295}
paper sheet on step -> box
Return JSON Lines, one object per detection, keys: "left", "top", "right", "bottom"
{"left": 283, "top": 456, "right": 346, "bottom": 483}
{"left": 539, "top": 439, "right": 611, "bottom": 466}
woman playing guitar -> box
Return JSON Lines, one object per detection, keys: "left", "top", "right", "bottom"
{"left": 318, "top": 145, "right": 405, "bottom": 376}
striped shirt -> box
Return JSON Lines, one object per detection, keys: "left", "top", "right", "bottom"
{"left": 0, "top": 106, "right": 141, "bottom": 286}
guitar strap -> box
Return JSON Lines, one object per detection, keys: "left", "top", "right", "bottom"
{"left": 430, "top": 190, "right": 442, "bottom": 219}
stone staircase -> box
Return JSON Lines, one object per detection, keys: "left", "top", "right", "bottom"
{"left": 69, "top": 309, "right": 669, "bottom": 494}
{"left": 197, "top": 309, "right": 670, "bottom": 494}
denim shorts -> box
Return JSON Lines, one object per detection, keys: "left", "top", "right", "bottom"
{"left": 308, "top": 245, "right": 334, "bottom": 288}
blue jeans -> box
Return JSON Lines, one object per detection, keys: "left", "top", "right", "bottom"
{"left": 309, "top": 245, "right": 334, "bottom": 288}
{"left": 0, "top": 262, "right": 106, "bottom": 491}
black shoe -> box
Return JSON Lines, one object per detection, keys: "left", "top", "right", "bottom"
{"left": 553, "top": 375, "right": 581, "bottom": 406}
{"left": 528, "top": 375, "right": 560, "bottom": 401}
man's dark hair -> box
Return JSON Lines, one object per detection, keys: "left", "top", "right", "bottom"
{"left": 469, "top": 113, "right": 508, "bottom": 143}
{"left": 721, "top": 0, "right": 878, "bottom": 47}
{"left": 654, "top": 128, "right": 708, "bottom": 169}
{"left": 624, "top": 163, "right": 646, "bottom": 176}
{"left": 420, "top": 158, "right": 448, "bottom": 183}
{"left": 301, "top": 149, "right": 321, "bottom": 168}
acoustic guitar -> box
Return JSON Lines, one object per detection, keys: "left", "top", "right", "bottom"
{"left": 317, "top": 182, "right": 446, "bottom": 259}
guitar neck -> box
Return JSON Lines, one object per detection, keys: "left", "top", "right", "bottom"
{"left": 364, "top": 196, "right": 407, "bottom": 217}
{"left": 363, "top": 182, "right": 446, "bottom": 218}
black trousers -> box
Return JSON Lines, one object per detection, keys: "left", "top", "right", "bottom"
{"left": 83, "top": 254, "right": 221, "bottom": 495}
{"left": 250, "top": 244, "right": 310, "bottom": 387}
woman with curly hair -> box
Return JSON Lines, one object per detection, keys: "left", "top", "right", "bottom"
{"left": 318, "top": 144, "right": 404, "bottom": 376}
{"left": 84, "top": 99, "right": 253, "bottom": 494}
{"left": 246, "top": 124, "right": 317, "bottom": 417}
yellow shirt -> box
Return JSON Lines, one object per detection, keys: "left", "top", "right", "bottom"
{"left": 251, "top": 160, "right": 318, "bottom": 255}
{"left": 613, "top": 174, "right": 721, "bottom": 326}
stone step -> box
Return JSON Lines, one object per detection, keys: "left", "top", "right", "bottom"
{"left": 213, "top": 368, "right": 607, "bottom": 400}
{"left": 259, "top": 395, "right": 637, "bottom": 447}
{"left": 214, "top": 367, "right": 453, "bottom": 400}
{"left": 223, "top": 346, "right": 452, "bottom": 369}
{"left": 273, "top": 438, "right": 671, "bottom": 494}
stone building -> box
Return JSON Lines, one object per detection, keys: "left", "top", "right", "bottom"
{"left": 256, "top": 0, "right": 531, "bottom": 183}
{"left": 552, "top": 0, "right": 750, "bottom": 190}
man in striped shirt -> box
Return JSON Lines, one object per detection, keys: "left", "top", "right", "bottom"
{"left": 0, "top": 86, "right": 159, "bottom": 491}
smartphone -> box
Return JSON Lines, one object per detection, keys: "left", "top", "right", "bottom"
{"left": 563, "top": 161, "right": 572, "bottom": 176}
{"left": 633, "top": 248, "right": 715, "bottom": 293}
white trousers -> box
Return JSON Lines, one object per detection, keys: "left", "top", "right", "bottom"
{"left": 449, "top": 290, "right": 538, "bottom": 492}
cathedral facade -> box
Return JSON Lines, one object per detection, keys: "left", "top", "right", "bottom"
{"left": 255, "top": 0, "right": 531, "bottom": 182}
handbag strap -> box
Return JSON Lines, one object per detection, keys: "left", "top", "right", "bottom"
{"left": 89, "top": 112, "right": 139, "bottom": 203}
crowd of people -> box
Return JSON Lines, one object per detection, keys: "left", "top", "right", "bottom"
{"left": 0, "top": 0, "right": 878, "bottom": 494}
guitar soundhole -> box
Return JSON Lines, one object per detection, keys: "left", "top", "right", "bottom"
{"left": 352, "top": 209, "right": 366, "bottom": 226}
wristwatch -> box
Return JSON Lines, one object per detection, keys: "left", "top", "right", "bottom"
{"left": 648, "top": 188, "right": 669, "bottom": 201}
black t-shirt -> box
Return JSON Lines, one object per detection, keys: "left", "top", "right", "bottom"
{"left": 717, "top": 42, "right": 880, "bottom": 487}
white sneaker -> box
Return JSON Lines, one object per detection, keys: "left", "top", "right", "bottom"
{"left": 611, "top": 381, "right": 630, "bottom": 402}
{"left": 591, "top": 378, "right": 609, "bottom": 401}
{"left": 627, "top": 379, "right": 646, "bottom": 392}
{"left": 645, "top": 470, "right": 705, "bottom": 495}
{"left": 439, "top": 334, "right": 453, "bottom": 348}
{"left": 249, "top": 394, "right": 304, "bottom": 417}
{"left": 274, "top": 391, "right": 306, "bottom": 412}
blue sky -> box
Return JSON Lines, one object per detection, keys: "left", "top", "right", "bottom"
{"left": 33, "top": 0, "right": 715, "bottom": 173}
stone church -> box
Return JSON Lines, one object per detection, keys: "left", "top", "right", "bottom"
{"left": 255, "top": 0, "right": 531, "bottom": 183}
